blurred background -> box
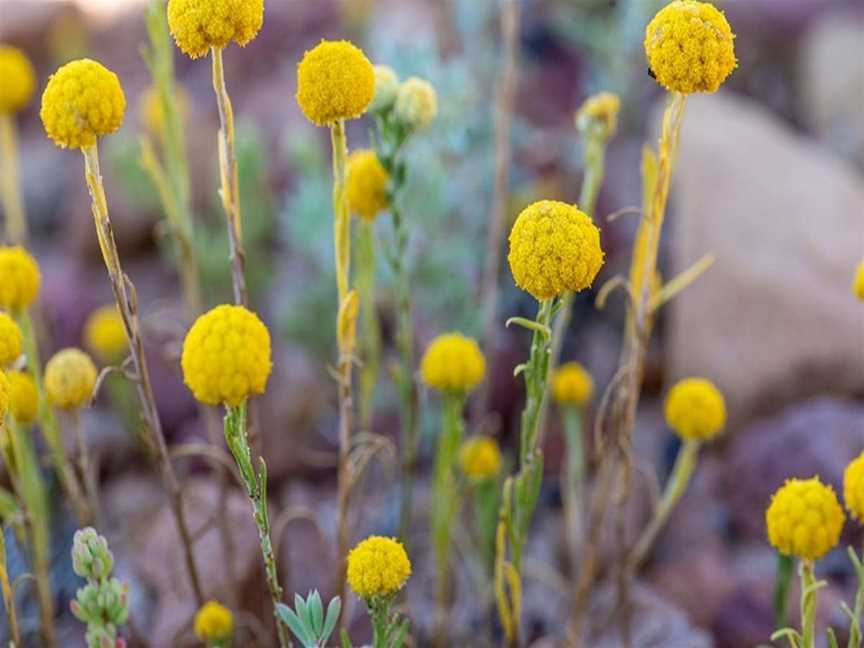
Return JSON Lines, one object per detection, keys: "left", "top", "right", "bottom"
{"left": 1, "top": 0, "right": 863, "bottom": 646}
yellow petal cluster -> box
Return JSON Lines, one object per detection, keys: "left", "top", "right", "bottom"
{"left": 346, "top": 149, "right": 389, "bottom": 221}
{"left": 347, "top": 536, "right": 412, "bottom": 599}
{"left": 0, "top": 247, "right": 40, "bottom": 312}
{"left": 296, "top": 40, "right": 375, "bottom": 126}
{"left": 40, "top": 59, "right": 126, "bottom": 149}
{"left": 420, "top": 333, "right": 486, "bottom": 395}
{"left": 193, "top": 600, "right": 234, "bottom": 642}
{"left": 8, "top": 370, "right": 38, "bottom": 425}
{"left": 853, "top": 261, "right": 864, "bottom": 302}
{"left": 139, "top": 83, "right": 189, "bottom": 135}
{"left": 0, "top": 46, "right": 36, "bottom": 113}
{"left": 45, "top": 348, "right": 98, "bottom": 410}
{"left": 844, "top": 451, "right": 864, "bottom": 523}
{"left": 0, "top": 371, "right": 9, "bottom": 422}
{"left": 167, "top": 0, "right": 264, "bottom": 59}
{"left": 0, "top": 313, "right": 23, "bottom": 368}
{"left": 664, "top": 377, "right": 726, "bottom": 441}
{"left": 459, "top": 436, "right": 502, "bottom": 481}
{"left": 394, "top": 77, "right": 438, "bottom": 131}
{"left": 644, "top": 0, "right": 736, "bottom": 95}
{"left": 370, "top": 64, "right": 399, "bottom": 113}
{"left": 551, "top": 361, "right": 594, "bottom": 406}
{"left": 84, "top": 305, "right": 128, "bottom": 364}
{"left": 508, "top": 200, "right": 604, "bottom": 301}
{"left": 181, "top": 304, "right": 272, "bottom": 406}
{"left": 766, "top": 477, "right": 845, "bottom": 561}
{"left": 575, "top": 91, "right": 621, "bottom": 138}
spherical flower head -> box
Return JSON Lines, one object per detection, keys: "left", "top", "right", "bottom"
{"left": 0, "top": 246, "right": 40, "bottom": 311}
{"left": 459, "top": 436, "right": 502, "bottom": 481}
{"left": 45, "top": 348, "right": 98, "bottom": 410}
{"left": 853, "top": 261, "right": 864, "bottom": 302}
{"left": 7, "top": 371, "right": 38, "bottom": 425}
{"left": 644, "top": 0, "right": 736, "bottom": 95}
{"left": 508, "top": 200, "right": 604, "bottom": 301}
{"left": 194, "top": 600, "right": 234, "bottom": 642}
{"left": 84, "top": 305, "right": 128, "bottom": 364}
{"left": 40, "top": 59, "right": 126, "bottom": 149}
{"left": 0, "top": 312, "right": 23, "bottom": 368}
{"left": 296, "top": 40, "right": 375, "bottom": 126}
{"left": 347, "top": 536, "right": 412, "bottom": 599}
{"left": 0, "top": 46, "right": 36, "bottom": 113}
{"left": 575, "top": 91, "right": 621, "bottom": 139}
{"left": 766, "top": 477, "right": 845, "bottom": 561}
{"left": 370, "top": 64, "right": 399, "bottom": 113}
{"left": 0, "top": 371, "right": 9, "bottom": 422}
{"left": 181, "top": 304, "right": 272, "bottom": 406}
{"left": 844, "top": 451, "right": 864, "bottom": 524}
{"left": 420, "top": 333, "right": 486, "bottom": 395}
{"left": 167, "top": 0, "right": 264, "bottom": 60}
{"left": 346, "top": 149, "right": 389, "bottom": 221}
{"left": 664, "top": 377, "right": 726, "bottom": 441}
{"left": 394, "top": 76, "right": 438, "bottom": 131}
{"left": 139, "top": 83, "right": 189, "bottom": 135}
{"left": 551, "top": 362, "right": 594, "bottom": 406}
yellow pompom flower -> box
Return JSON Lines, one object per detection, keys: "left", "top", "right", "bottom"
{"left": 644, "top": 0, "right": 736, "bottom": 95}
{"left": 0, "top": 46, "right": 36, "bottom": 113}
{"left": 551, "top": 362, "right": 594, "bottom": 406}
{"left": 370, "top": 64, "right": 399, "bottom": 113}
{"left": 139, "top": 83, "right": 189, "bottom": 135}
{"left": 7, "top": 370, "right": 38, "bottom": 425}
{"left": 0, "top": 312, "right": 23, "bottom": 368}
{"left": 853, "top": 261, "right": 864, "bottom": 302}
{"left": 346, "top": 149, "right": 389, "bottom": 221}
{"left": 420, "top": 333, "right": 486, "bottom": 395}
{"left": 766, "top": 477, "right": 845, "bottom": 561}
{"left": 84, "top": 305, "right": 128, "bottom": 364}
{"left": 0, "top": 371, "right": 9, "bottom": 422}
{"left": 193, "top": 600, "right": 234, "bottom": 642}
{"left": 181, "top": 304, "right": 272, "bottom": 406}
{"left": 459, "top": 436, "right": 502, "bottom": 481}
{"left": 394, "top": 77, "right": 438, "bottom": 131}
{"left": 0, "top": 246, "right": 40, "bottom": 312}
{"left": 664, "top": 377, "right": 726, "bottom": 441}
{"left": 347, "top": 536, "right": 412, "bottom": 599}
{"left": 575, "top": 91, "right": 621, "bottom": 138}
{"left": 844, "top": 451, "right": 864, "bottom": 523}
{"left": 167, "top": 0, "right": 264, "bottom": 60}
{"left": 40, "top": 59, "right": 126, "bottom": 149}
{"left": 296, "top": 40, "right": 375, "bottom": 126}
{"left": 44, "top": 348, "right": 98, "bottom": 410}
{"left": 507, "top": 200, "right": 604, "bottom": 301}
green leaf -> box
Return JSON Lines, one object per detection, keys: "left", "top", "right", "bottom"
{"left": 322, "top": 596, "right": 341, "bottom": 644}
{"left": 827, "top": 627, "right": 839, "bottom": 648}
{"left": 294, "top": 593, "right": 310, "bottom": 630}
{"left": 773, "top": 552, "right": 794, "bottom": 630}
{"left": 277, "top": 603, "right": 315, "bottom": 648}
{"left": 340, "top": 628, "right": 353, "bottom": 648}
{"left": 390, "top": 616, "right": 410, "bottom": 648}
{"left": 308, "top": 590, "right": 324, "bottom": 635}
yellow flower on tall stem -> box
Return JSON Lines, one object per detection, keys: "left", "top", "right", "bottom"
{"left": 194, "top": 600, "right": 234, "bottom": 648}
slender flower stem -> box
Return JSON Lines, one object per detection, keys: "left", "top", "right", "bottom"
{"left": 356, "top": 219, "right": 381, "bottom": 431}
{"left": 0, "top": 531, "right": 21, "bottom": 648}
{"left": 70, "top": 410, "right": 100, "bottom": 527}
{"left": 0, "top": 112, "right": 27, "bottom": 244}
{"left": 518, "top": 298, "right": 554, "bottom": 467}
{"left": 800, "top": 560, "right": 817, "bottom": 648}
{"left": 561, "top": 404, "right": 585, "bottom": 580}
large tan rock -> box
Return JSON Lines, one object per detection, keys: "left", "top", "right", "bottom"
{"left": 665, "top": 92, "right": 864, "bottom": 426}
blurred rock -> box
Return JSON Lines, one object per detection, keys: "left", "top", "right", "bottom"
{"left": 666, "top": 92, "right": 864, "bottom": 426}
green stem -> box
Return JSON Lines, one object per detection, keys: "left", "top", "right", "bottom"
{"left": 355, "top": 219, "right": 381, "bottom": 430}
{"left": 519, "top": 299, "right": 553, "bottom": 467}
{"left": 561, "top": 404, "right": 584, "bottom": 576}
{"left": 800, "top": 560, "right": 817, "bottom": 648}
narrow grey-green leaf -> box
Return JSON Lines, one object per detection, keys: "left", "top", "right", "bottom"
{"left": 322, "top": 596, "right": 341, "bottom": 643}
{"left": 276, "top": 603, "right": 315, "bottom": 648}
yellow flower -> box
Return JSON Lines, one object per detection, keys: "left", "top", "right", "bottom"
{"left": 575, "top": 91, "right": 621, "bottom": 138}
{"left": 394, "top": 77, "right": 437, "bottom": 131}
{"left": 370, "top": 64, "right": 399, "bottom": 113}
{"left": 0, "top": 46, "right": 36, "bottom": 113}
{"left": 193, "top": 600, "right": 234, "bottom": 642}
{"left": 8, "top": 370, "right": 38, "bottom": 425}
{"left": 766, "top": 477, "right": 845, "bottom": 561}
{"left": 551, "top": 362, "right": 594, "bottom": 406}
{"left": 420, "top": 333, "right": 486, "bottom": 395}
{"left": 507, "top": 200, "right": 604, "bottom": 301}
{"left": 459, "top": 436, "right": 502, "bottom": 481}
{"left": 347, "top": 536, "right": 412, "bottom": 599}
{"left": 346, "top": 149, "right": 389, "bottom": 221}
{"left": 0, "top": 246, "right": 41, "bottom": 312}
{"left": 181, "top": 304, "right": 272, "bottom": 406}
{"left": 664, "top": 377, "right": 726, "bottom": 441}
{"left": 644, "top": 0, "right": 736, "bottom": 95}
{"left": 139, "top": 83, "right": 189, "bottom": 135}
{"left": 0, "top": 312, "right": 23, "bottom": 368}
{"left": 296, "top": 40, "right": 375, "bottom": 126}
{"left": 44, "top": 348, "right": 98, "bottom": 410}
{"left": 853, "top": 261, "right": 864, "bottom": 302}
{"left": 40, "top": 59, "right": 126, "bottom": 149}
{"left": 0, "top": 371, "right": 9, "bottom": 422}
{"left": 844, "top": 451, "right": 864, "bottom": 523}
{"left": 167, "top": 0, "right": 264, "bottom": 60}
{"left": 84, "top": 306, "right": 128, "bottom": 364}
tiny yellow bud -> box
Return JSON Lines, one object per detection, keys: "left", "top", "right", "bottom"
{"left": 0, "top": 46, "right": 36, "bottom": 114}
{"left": 420, "top": 333, "right": 486, "bottom": 395}
{"left": 853, "top": 260, "right": 864, "bottom": 302}
{"left": 347, "top": 536, "right": 412, "bottom": 599}
{"left": 296, "top": 40, "right": 375, "bottom": 126}
{"left": 370, "top": 64, "right": 399, "bottom": 113}
{"left": 0, "top": 312, "right": 23, "bottom": 368}
{"left": 766, "top": 477, "right": 845, "bottom": 561}
{"left": 664, "top": 377, "right": 726, "bottom": 442}
{"left": 0, "top": 246, "right": 41, "bottom": 312}
{"left": 139, "top": 83, "right": 190, "bottom": 135}
{"left": 844, "top": 451, "right": 864, "bottom": 524}
{"left": 551, "top": 362, "right": 594, "bottom": 407}
{"left": 394, "top": 76, "right": 438, "bottom": 131}
{"left": 44, "top": 348, "right": 98, "bottom": 410}
{"left": 346, "top": 149, "right": 389, "bottom": 221}
{"left": 459, "top": 436, "right": 502, "bottom": 481}
{"left": 7, "top": 370, "right": 38, "bottom": 425}
{"left": 83, "top": 305, "right": 128, "bottom": 364}
{"left": 575, "top": 91, "right": 621, "bottom": 139}
{"left": 194, "top": 600, "right": 234, "bottom": 642}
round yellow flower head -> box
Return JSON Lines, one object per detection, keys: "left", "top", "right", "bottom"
{"left": 40, "top": 59, "right": 126, "bottom": 149}
{"left": 420, "top": 333, "right": 486, "bottom": 395}
{"left": 0, "top": 313, "right": 23, "bottom": 368}
{"left": 181, "top": 304, "right": 272, "bottom": 406}
{"left": 551, "top": 361, "right": 594, "bottom": 406}
{"left": 508, "top": 200, "right": 604, "bottom": 301}
{"left": 844, "top": 451, "right": 864, "bottom": 523}
{"left": 167, "top": 0, "right": 264, "bottom": 60}
{"left": 44, "top": 348, "right": 98, "bottom": 410}
{"left": 394, "top": 77, "right": 438, "bottom": 131}
{"left": 766, "top": 477, "right": 845, "bottom": 561}
{"left": 459, "top": 436, "right": 502, "bottom": 481}
{"left": 0, "top": 246, "right": 40, "bottom": 312}
{"left": 644, "top": 0, "right": 736, "bottom": 95}
{"left": 0, "top": 46, "right": 36, "bottom": 113}
{"left": 0, "top": 371, "right": 9, "bottom": 422}
{"left": 296, "top": 40, "right": 375, "bottom": 126}
{"left": 139, "top": 83, "right": 189, "bottom": 135}
{"left": 664, "top": 377, "right": 726, "bottom": 441}
{"left": 8, "top": 371, "right": 38, "bottom": 425}
{"left": 370, "top": 64, "right": 399, "bottom": 113}
{"left": 347, "top": 536, "right": 412, "bottom": 599}
{"left": 346, "top": 149, "right": 389, "bottom": 221}
{"left": 853, "top": 261, "right": 864, "bottom": 302}
{"left": 84, "top": 305, "right": 128, "bottom": 364}
{"left": 575, "top": 91, "right": 621, "bottom": 139}
{"left": 193, "top": 600, "right": 234, "bottom": 642}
